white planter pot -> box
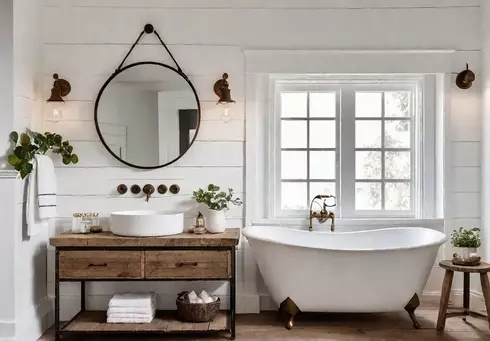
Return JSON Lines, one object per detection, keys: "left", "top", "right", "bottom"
{"left": 206, "top": 209, "right": 226, "bottom": 234}
{"left": 453, "top": 247, "right": 478, "bottom": 261}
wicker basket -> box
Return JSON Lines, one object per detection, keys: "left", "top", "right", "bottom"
{"left": 176, "top": 292, "right": 220, "bottom": 323}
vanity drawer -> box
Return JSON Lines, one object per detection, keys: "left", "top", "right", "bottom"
{"left": 59, "top": 251, "right": 143, "bottom": 279}
{"left": 145, "top": 251, "right": 231, "bottom": 279}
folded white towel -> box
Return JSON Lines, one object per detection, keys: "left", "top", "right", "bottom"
{"left": 26, "top": 155, "right": 57, "bottom": 236}
{"left": 109, "top": 292, "right": 156, "bottom": 308}
{"left": 107, "top": 306, "right": 155, "bottom": 315}
{"left": 107, "top": 312, "right": 155, "bottom": 319}
{"left": 107, "top": 315, "right": 154, "bottom": 324}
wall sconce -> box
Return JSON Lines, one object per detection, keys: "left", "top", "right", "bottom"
{"left": 46, "top": 73, "right": 71, "bottom": 122}
{"left": 455, "top": 63, "right": 475, "bottom": 90}
{"left": 213, "top": 73, "right": 236, "bottom": 123}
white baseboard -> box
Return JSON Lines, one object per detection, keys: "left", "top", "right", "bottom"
{"left": 237, "top": 293, "right": 260, "bottom": 314}
{"left": 0, "top": 297, "right": 54, "bottom": 341}
{"left": 449, "top": 289, "right": 486, "bottom": 311}
{"left": 0, "top": 320, "right": 15, "bottom": 340}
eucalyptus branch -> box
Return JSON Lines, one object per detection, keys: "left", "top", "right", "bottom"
{"left": 192, "top": 184, "right": 242, "bottom": 211}
{"left": 7, "top": 130, "right": 79, "bottom": 179}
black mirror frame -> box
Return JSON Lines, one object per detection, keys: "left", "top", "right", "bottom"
{"left": 94, "top": 61, "right": 201, "bottom": 170}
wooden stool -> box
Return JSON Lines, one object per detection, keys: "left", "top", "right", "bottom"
{"left": 436, "top": 260, "right": 490, "bottom": 331}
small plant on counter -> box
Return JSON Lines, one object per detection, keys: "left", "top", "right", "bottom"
{"left": 8, "top": 130, "right": 79, "bottom": 179}
{"left": 451, "top": 227, "right": 481, "bottom": 248}
{"left": 192, "top": 184, "right": 242, "bottom": 211}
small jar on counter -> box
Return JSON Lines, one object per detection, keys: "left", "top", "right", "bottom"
{"left": 72, "top": 213, "right": 99, "bottom": 234}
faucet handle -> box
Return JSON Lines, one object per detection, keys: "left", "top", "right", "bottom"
{"left": 142, "top": 184, "right": 155, "bottom": 202}
{"left": 324, "top": 195, "right": 336, "bottom": 207}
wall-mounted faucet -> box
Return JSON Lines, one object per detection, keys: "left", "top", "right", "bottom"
{"left": 309, "top": 194, "right": 336, "bottom": 232}
{"left": 143, "top": 184, "right": 155, "bottom": 202}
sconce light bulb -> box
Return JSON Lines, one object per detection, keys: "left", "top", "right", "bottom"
{"left": 220, "top": 104, "right": 232, "bottom": 123}
{"left": 46, "top": 101, "right": 64, "bottom": 123}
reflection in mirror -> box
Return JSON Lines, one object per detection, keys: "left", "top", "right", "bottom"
{"left": 96, "top": 63, "right": 199, "bottom": 168}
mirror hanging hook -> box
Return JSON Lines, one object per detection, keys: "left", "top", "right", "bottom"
{"left": 114, "top": 23, "right": 183, "bottom": 74}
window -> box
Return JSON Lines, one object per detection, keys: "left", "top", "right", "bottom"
{"left": 270, "top": 76, "right": 435, "bottom": 219}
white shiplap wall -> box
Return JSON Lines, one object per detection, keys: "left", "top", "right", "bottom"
{"left": 41, "top": 0, "right": 482, "bottom": 319}
{"left": 0, "top": 0, "right": 53, "bottom": 340}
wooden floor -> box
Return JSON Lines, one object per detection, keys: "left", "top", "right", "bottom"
{"left": 38, "top": 299, "right": 490, "bottom": 341}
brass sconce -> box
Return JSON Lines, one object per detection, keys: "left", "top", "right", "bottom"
{"left": 46, "top": 73, "right": 71, "bottom": 122}
{"left": 455, "top": 64, "right": 475, "bottom": 90}
{"left": 213, "top": 73, "right": 236, "bottom": 123}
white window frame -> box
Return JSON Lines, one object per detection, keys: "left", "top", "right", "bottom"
{"left": 267, "top": 75, "right": 436, "bottom": 219}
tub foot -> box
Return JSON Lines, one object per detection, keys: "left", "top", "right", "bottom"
{"left": 404, "top": 293, "right": 421, "bottom": 329}
{"left": 279, "top": 297, "right": 300, "bottom": 330}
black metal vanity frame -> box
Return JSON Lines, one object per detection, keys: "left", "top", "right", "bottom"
{"left": 54, "top": 245, "right": 236, "bottom": 340}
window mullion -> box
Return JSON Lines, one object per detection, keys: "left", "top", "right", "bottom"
{"left": 340, "top": 85, "right": 356, "bottom": 217}
{"left": 381, "top": 92, "right": 386, "bottom": 211}
{"left": 306, "top": 93, "right": 310, "bottom": 207}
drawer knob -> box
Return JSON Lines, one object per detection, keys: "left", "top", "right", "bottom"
{"left": 176, "top": 262, "right": 198, "bottom": 267}
{"left": 88, "top": 263, "right": 108, "bottom": 267}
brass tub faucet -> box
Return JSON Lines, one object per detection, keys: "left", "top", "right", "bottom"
{"left": 309, "top": 194, "right": 336, "bottom": 232}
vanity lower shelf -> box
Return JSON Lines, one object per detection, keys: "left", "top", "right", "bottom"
{"left": 62, "top": 310, "right": 228, "bottom": 334}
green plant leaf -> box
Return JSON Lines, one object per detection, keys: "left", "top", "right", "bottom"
{"left": 14, "top": 146, "right": 25, "bottom": 159}
{"left": 62, "top": 157, "right": 70, "bottom": 165}
{"left": 19, "top": 162, "right": 33, "bottom": 179}
{"left": 67, "top": 145, "right": 73, "bottom": 153}
{"left": 9, "top": 131, "right": 18, "bottom": 143}
{"left": 71, "top": 154, "right": 79, "bottom": 164}
{"left": 8, "top": 154, "right": 21, "bottom": 166}
{"left": 20, "top": 133, "right": 30, "bottom": 146}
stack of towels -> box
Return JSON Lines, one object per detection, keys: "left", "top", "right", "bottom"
{"left": 107, "top": 292, "right": 156, "bottom": 323}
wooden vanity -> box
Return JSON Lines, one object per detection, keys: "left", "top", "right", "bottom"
{"left": 49, "top": 229, "right": 240, "bottom": 340}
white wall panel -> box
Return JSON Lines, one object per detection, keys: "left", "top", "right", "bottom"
{"left": 43, "top": 0, "right": 481, "bottom": 8}
{"left": 42, "top": 44, "right": 244, "bottom": 77}
{"left": 42, "top": 7, "right": 481, "bottom": 50}
{"left": 452, "top": 193, "right": 481, "bottom": 218}
{"left": 452, "top": 167, "right": 481, "bottom": 193}
{"left": 55, "top": 167, "right": 243, "bottom": 195}
{"left": 451, "top": 142, "right": 481, "bottom": 167}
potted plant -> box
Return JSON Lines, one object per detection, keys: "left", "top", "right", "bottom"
{"left": 192, "top": 184, "right": 242, "bottom": 233}
{"left": 451, "top": 227, "right": 481, "bottom": 265}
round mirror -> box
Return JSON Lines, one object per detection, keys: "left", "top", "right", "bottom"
{"left": 95, "top": 62, "right": 200, "bottom": 169}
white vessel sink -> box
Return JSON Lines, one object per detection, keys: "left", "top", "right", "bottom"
{"left": 110, "top": 210, "right": 184, "bottom": 237}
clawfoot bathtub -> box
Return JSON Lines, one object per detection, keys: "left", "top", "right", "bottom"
{"left": 242, "top": 226, "right": 448, "bottom": 329}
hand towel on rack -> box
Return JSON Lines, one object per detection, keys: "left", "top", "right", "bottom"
{"left": 108, "top": 292, "right": 156, "bottom": 308}
{"left": 26, "top": 155, "right": 57, "bottom": 236}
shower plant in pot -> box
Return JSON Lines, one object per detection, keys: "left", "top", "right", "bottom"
{"left": 192, "top": 184, "right": 242, "bottom": 233}
{"left": 451, "top": 227, "right": 482, "bottom": 266}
